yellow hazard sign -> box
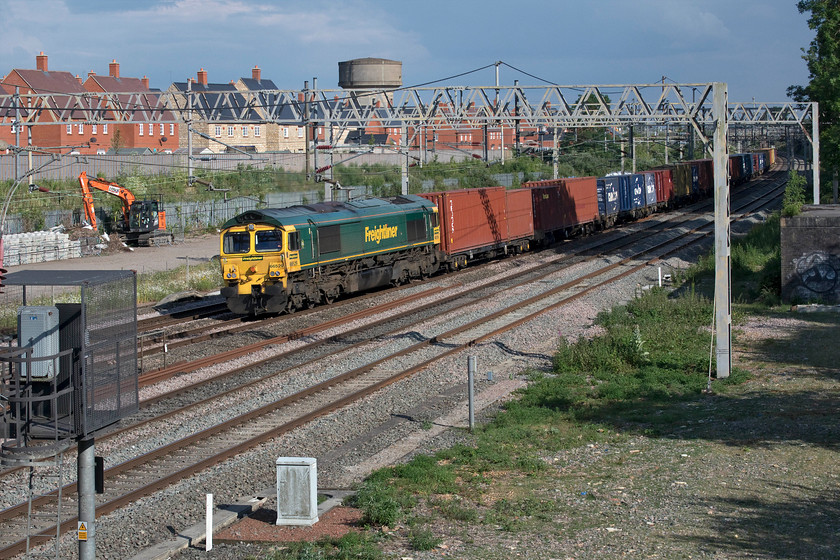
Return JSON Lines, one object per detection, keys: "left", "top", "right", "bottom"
{"left": 77, "top": 522, "right": 88, "bottom": 541}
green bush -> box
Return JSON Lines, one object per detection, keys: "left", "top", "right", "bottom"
{"left": 783, "top": 169, "right": 807, "bottom": 216}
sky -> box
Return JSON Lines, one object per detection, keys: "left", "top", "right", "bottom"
{"left": 0, "top": 0, "right": 816, "bottom": 103}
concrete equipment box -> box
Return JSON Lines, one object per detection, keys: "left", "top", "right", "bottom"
{"left": 276, "top": 457, "right": 318, "bottom": 526}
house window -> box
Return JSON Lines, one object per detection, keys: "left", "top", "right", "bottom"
{"left": 92, "top": 124, "right": 97, "bottom": 134}
{"left": 254, "top": 125, "right": 261, "bottom": 137}
{"left": 215, "top": 125, "right": 221, "bottom": 137}
{"left": 283, "top": 127, "right": 289, "bottom": 138}
{"left": 242, "top": 126, "right": 249, "bottom": 138}
{"left": 160, "top": 124, "right": 165, "bottom": 136}
{"left": 148, "top": 123, "right": 154, "bottom": 136}
{"left": 227, "top": 126, "right": 234, "bottom": 137}
{"left": 170, "top": 123, "right": 175, "bottom": 135}
{"left": 297, "top": 128, "right": 303, "bottom": 138}
{"left": 139, "top": 123, "right": 144, "bottom": 136}
{"left": 318, "top": 127, "right": 322, "bottom": 135}
{"left": 66, "top": 124, "right": 72, "bottom": 135}
{"left": 103, "top": 123, "right": 108, "bottom": 134}
{"left": 78, "top": 123, "right": 84, "bottom": 134}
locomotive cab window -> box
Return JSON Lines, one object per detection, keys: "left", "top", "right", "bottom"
{"left": 287, "top": 231, "right": 301, "bottom": 251}
{"left": 223, "top": 231, "right": 250, "bottom": 254}
{"left": 255, "top": 230, "right": 283, "bottom": 252}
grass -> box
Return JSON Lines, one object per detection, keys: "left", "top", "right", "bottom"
{"left": 136, "top": 259, "right": 221, "bottom": 304}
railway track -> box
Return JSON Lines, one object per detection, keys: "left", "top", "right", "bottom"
{"left": 0, "top": 173, "right": 785, "bottom": 558}
{"left": 133, "top": 170, "right": 785, "bottom": 365}
{"left": 0, "top": 171, "right": 784, "bottom": 485}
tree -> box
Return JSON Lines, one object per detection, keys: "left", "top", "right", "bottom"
{"left": 788, "top": 0, "right": 840, "bottom": 198}
{"left": 110, "top": 129, "right": 125, "bottom": 152}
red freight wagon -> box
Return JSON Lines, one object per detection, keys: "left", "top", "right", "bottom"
{"left": 419, "top": 186, "right": 533, "bottom": 269}
{"left": 652, "top": 169, "right": 674, "bottom": 207}
{"left": 525, "top": 176, "right": 600, "bottom": 243}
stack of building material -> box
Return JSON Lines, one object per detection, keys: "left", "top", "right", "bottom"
{"left": 2, "top": 231, "right": 83, "bottom": 266}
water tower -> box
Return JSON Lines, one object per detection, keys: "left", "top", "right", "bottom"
{"left": 338, "top": 57, "right": 402, "bottom": 107}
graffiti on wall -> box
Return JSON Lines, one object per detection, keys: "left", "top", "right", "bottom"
{"left": 786, "top": 250, "right": 840, "bottom": 303}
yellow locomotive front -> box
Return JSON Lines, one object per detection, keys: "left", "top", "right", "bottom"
{"left": 219, "top": 223, "right": 301, "bottom": 314}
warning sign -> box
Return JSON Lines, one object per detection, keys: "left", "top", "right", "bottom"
{"left": 77, "top": 522, "right": 88, "bottom": 541}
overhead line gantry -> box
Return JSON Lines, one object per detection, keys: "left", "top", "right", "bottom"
{"left": 0, "top": 82, "right": 821, "bottom": 380}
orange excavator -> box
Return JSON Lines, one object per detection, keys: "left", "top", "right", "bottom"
{"left": 78, "top": 171, "right": 170, "bottom": 246}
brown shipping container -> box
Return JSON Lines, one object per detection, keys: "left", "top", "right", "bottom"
{"left": 529, "top": 176, "right": 599, "bottom": 237}
{"left": 418, "top": 187, "right": 511, "bottom": 256}
{"left": 505, "top": 188, "right": 535, "bottom": 241}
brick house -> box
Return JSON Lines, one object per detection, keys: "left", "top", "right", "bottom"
{"left": 2, "top": 53, "right": 94, "bottom": 153}
{"left": 83, "top": 59, "right": 179, "bottom": 154}
{"left": 1, "top": 53, "right": 175, "bottom": 155}
{"left": 169, "top": 67, "right": 311, "bottom": 154}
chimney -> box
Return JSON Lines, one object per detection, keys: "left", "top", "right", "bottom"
{"left": 197, "top": 68, "right": 207, "bottom": 86}
{"left": 76, "top": 74, "right": 83, "bottom": 85}
{"left": 252, "top": 65, "right": 261, "bottom": 81}
{"left": 36, "top": 51, "right": 48, "bottom": 72}
{"left": 298, "top": 92, "right": 304, "bottom": 102}
{"left": 88, "top": 70, "right": 96, "bottom": 78}
{"left": 141, "top": 75, "right": 149, "bottom": 89}
{"left": 109, "top": 59, "right": 120, "bottom": 78}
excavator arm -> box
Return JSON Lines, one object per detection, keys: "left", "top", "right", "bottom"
{"left": 78, "top": 171, "right": 137, "bottom": 231}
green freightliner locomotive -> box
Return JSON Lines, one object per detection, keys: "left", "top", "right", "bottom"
{"left": 219, "top": 195, "right": 441, "bottom": 315}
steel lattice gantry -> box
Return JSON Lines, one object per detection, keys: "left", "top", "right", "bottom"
{"left": 0, "top": 82, "right": 821, "bottom": 379}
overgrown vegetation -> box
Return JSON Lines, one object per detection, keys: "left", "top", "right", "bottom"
{"left": 680, "top": 212, "right": 783, "bottom": 306}
{"left": 782, "top": 169, "right": 807, "bottom": 216}
{"left": 1, "top": 143, "right": 676, "bottom": 230}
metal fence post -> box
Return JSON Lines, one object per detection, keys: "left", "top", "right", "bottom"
{"left": 467, "top": 356, "right": 475, "bottom": 432}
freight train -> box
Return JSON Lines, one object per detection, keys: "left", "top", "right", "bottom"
{"left": 219, "top": 149, "right": 775, "bottom": 315}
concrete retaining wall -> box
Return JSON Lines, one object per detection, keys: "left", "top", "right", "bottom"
{"left": 781, "top": 205, "right": 840, "bottom": 304}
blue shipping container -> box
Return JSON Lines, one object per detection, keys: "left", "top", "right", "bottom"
{"left": 643, "top": 172, "right": 657, "bottom": 207}
{"left": 614, "top": 175, "right": 633, "bottom": 213}
{"left": 690, "top": 163, "right": 701, "bottom": 196}
{"left": 739, "top": 153, "right": 753, "bottom": 178}
{"left": 630, "top": 174, "right": 645, "bottom": 209}
{"left": 596, "top": 177, "right": 620, "bottom": 217}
